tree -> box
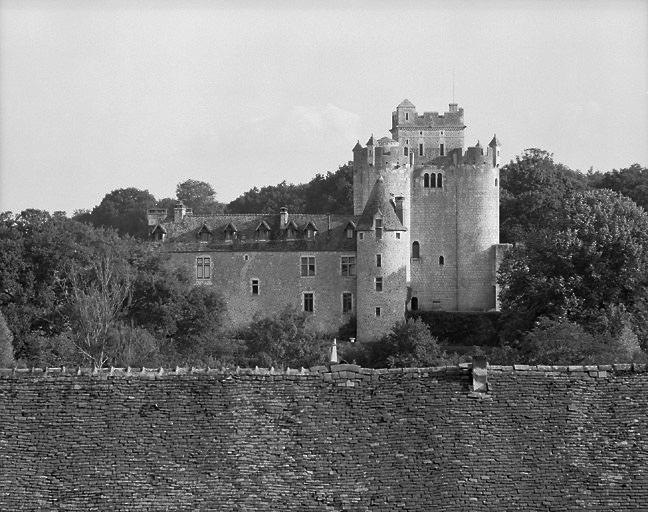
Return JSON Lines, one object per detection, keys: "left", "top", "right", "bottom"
{"left": 500, "top": 149, "right": 589, "bottom": 242}
{"left": 176, "top": 179, "right": 224, "bottom": 214}
{"left": 241, "top": 307, "right": 328, "bottom": 368}
{"left": 227, "top": 181, "right": 307, "bottom": 214}
{"left": 498, "top": 189, "right": 648, "bottom": 343}
{"left": 588, "top": 164, "right": 648, "bottom": 211}
{"left": 90, "top": 188, "right": 156, "bottom": 238}
{"left": 0, "top": 309, "right": 15, "bottom": 367}
{"left": 371, "top": 318, "right": 445, "bottom": 368}
{"left": 68, "top": 254, "right": 132, "bottom": 367}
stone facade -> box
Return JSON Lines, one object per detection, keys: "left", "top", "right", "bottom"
{"left": 1, "top": 363, "right": 648, "bottom": 510}
{"left": 148, "top": 99, "right": 509, "bottom": 341}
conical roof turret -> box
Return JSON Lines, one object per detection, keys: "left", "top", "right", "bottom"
{"left": 488, "top": 134, "right": 501, "bottom": 147}
{"left": 366, "top": 134, "right": 375, "bottom": 146}
{"left": 353, "top": 140, "right": 362, "bottom": 151}
{"left": 397, "top": 99, "right": 415, "bottom": 108}
{"left": 357, "top": 176, "right": 405, "bottom": 231}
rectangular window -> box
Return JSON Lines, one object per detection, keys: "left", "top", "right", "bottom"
{"left": 341, "top": 256, "right": 356, "bottom": 276}
{"left": 419, "top": 143, "right": 423, "bottom": 156}
{"left": 376, "top": 254, "right": 382, "bottom": 267}
{"left": 440, "top": 143, "right": 445, "bottom": 156}
{"left": 251, "top": 279, "right": 259, "bottom": 295}
{"left": 196, "top": 257, "right": 211, "bottom": 279}
{"left": 396, "top": 232, "right": 401, "bottom": 239}
{"left": 300, "top": 256, "right": 316, "bottom": 277}
{"left": 375, "top": 307, "right": 381, "bottom": 317}
{"left": 342, "top": 292, "right": 353, "bottom": 314}
{"left": 359, "top": 232, "right": 364, "bottom": 240}
{"left": 375, "top": 277, "right": 383, "bottom": 292}
{"left": 303, "top": 292, "right": 314, "bottom": 312}
{"left": 375, "top": 218, "right": 383, "bottom": 240}
{"left": 403, "top": 146, "right": 408, "bottom": 157}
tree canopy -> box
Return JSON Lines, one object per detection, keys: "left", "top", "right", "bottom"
{"left": 588, "top": 164, "right": 648, "bottom": 211}
{"left": 89, "top": 187, "right": 156, "bottom": 238}
{"left": 176, "top": 179, "right": 225, "bottom": 214}
{"left": 499, "top": 149, "right": 589, "bottom": 243}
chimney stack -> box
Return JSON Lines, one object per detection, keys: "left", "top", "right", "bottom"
{"left": 279, "top": 207, "right": 289, "bottom": 229}
{"left": 173, "top": 202, "right": 187, "bottom": 223}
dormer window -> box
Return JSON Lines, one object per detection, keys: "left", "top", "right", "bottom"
{"left": 255, "top": 220, "right": 271, "bottom": 241}
{"left": 197, "top": 224, "right": 211, "bottom": 242}
{"left": 345, "top": 221, "right": 356, "bottom": 239}
{"left": 224, "top": 222, "right": 238, "bottom": 242}
{"left": 285, "top": 220, "right": 298, "bottom": 240}
{"left": 151, "top": 224, "right": 167, "bottom": 241}
{"left": 303, "top": 221, "right": 318, "bottom": 240}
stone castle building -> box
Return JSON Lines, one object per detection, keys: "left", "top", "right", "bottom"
{"left": 148, "top": 99, "right": 509, "bottom": 342}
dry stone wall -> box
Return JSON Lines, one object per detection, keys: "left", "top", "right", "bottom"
{"left": 1, "top": 363, "right": 647, "bottom": 511}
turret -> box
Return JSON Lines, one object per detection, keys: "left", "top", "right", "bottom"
{"left": 356, "top": 176, "right": 409, "bottom": 342}
{"left": 488, "top": 134, "right": 502, "bottom": 167}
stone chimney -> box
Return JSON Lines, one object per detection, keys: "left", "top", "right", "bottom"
{"left": 173, "top": 202, "right": 187, "bottom": 223}
{"left": 279, "top": 207, "right": 289, "bottom": 229}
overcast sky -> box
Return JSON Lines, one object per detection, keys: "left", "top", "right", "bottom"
{"left": 1, "top": 0, "right": 646, "bottom": 214}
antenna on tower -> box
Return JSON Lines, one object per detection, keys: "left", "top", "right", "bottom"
{"left": 452, "top": 68, "right": 455, "bottom": 103}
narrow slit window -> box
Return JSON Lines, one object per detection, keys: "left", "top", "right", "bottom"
{"left": 375, "top": 277, "right": 383, "bottom": 292}
{"left": 251, "top": 279, "right": 259, "bottom": 295}
{"left": 439, "top": 255, "right": 445, "bottom": 266}
{"left": 430, "top": 172, "right": 437, "bottom": 188}
{"left": 440, "top": 143, "right": 445, "bottom": 156}
{"left": 376, "top": 254, "right": 382, "bottom": 267}
{"left": 424, "top": 173, "right": 430, "bottom": 188}
{"left": 437, "top": 174, "right": 443, "bottom": 188}
{"left": 419, "top": 143, "right": 423, "bottom": 156}
{"left": 375, "top": 307, "right": 381, "bottom": 317}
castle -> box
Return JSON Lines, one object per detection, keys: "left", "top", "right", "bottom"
{"left": 147, "top": 99, "right": 509, "bottom": 342}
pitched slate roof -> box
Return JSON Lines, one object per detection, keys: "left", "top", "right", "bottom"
{"left": 157, "top": 212, "right": 359, "bottom": 252}
{"left": 489, "top": 134, "right": 501, "bottom": 147}
{"left": 356, "top": 177, "right": 406, "bottom": 231}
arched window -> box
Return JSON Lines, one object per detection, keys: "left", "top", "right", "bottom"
{"left": 411, "top": 297, "right": 418, "bottom": 311}
{"left": 423, "top": 173, "right": 429, "bottom": 188}
{"left": 412, "top": 241, "right": 420, "bottom": 259}
{"left": 437, "top": 174, "right": 443, "bottom": 188}
{"left": 430, "top": 172, "right": 437, "bottom": 188}
{"left": 404, "top": 147, "right": 409, "bottom": 157}
{"left": 439, "top": 255, "right": 444, "bottom": 265}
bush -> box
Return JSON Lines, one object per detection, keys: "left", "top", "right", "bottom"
{"left": 409, "top": 311, "right": 501, "bottom": 346}
{"left": 371, "top": 318, "right": 447, "bottom": 368}
{"left": 0, "top": 310, "right": 15, "bottom": 367}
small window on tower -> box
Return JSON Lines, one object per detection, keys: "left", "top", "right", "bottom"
{"left": 411, "top": 297, "right": 419, "bottom": 311}
{"left": 495, "top": 178, "right": 498, "bottom": 187}
{"left": 419, "top": 143, "right": 423, "bottom": 156}
{"left": 375, "top": 218, "right": 383, "bottom": 240}
{"left": 375, "top": 307, "right": 381, "bottom": 317}
{"left": 251, "top": 279, "right": 259, "bottom": 295}
{"left": 376, "top": 254, "right": 382, "bottom": 267}
{"left": 437, "top": 174, "right": 443, "bottom": 188}
{"left": 424, "top": 173, "right": 430, "bottom": 188}
{"left": 430, "top": 172, "right": 437, "bottom": 188}
{"left": 375, "top": 277, "right": 383, "bottom": 292}
{"left": 404, "top": 147, "right": 409, "bottom": 157}
{"left": 440, "top": 143, "right": 445, "bottom": 156}
{"left": 439, "top": 256, "right": 445, "bottom": 266}
{"left": 405, "top": 113, "right": 409, "bottom": 121}
{"left": 412, "top": 241, "right": 420, "bottom": 259}
{"left": 396, "top": 232, "right": 401, "bottom": 239}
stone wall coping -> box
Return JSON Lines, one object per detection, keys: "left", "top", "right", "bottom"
{"left": 0, "top": 363, "right": 644, "bottom": 380}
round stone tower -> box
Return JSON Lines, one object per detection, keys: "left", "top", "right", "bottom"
{"left": 356, "top": 176, "right": 410, "bottom": 342}
{"left": 408, "top": 144, "right": 500, "bottom": 312}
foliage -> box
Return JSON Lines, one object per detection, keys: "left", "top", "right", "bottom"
{"left": 68, "top": 255, "right": 133, "bottom": 367}
{"left": 370, "top": 318, "right": 446, "bottom": 368}
{"left": 89, "top": 188, "right": 156, "bottom": 238}
{"left": 408, "top": 311, "right": 501, "bottom": 346}
{"left": 588, "top": 164, "right": 648, "bottom": 211}
{"left": 499, "top": 149, "right": 589, "bottom": 242}
{"left": 498, "top": 189, "right": 648, "bottom": 343}
{"left": 239, "top": 307, "right": 329, "bottom": 368}
{"left": 176, "top": 179, "right": 225, "bottom": 214}
{"left": 519, "top": 317, "right": 646, "bottom": 365}
{"left": 227, "top": 164, "right": 353, "bottom": 214}
{"left": 0, "top": 309, "right": 15, "bottom": 367}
